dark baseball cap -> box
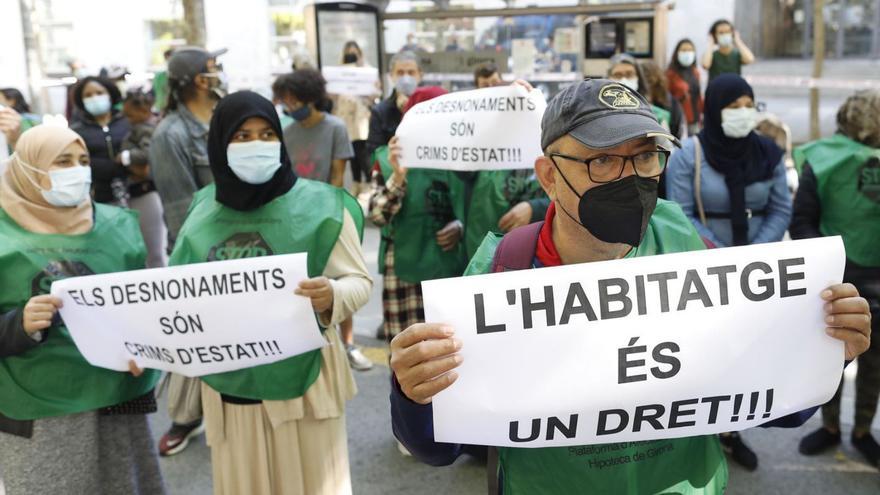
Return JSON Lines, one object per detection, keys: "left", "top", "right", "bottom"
{"left": 167, "top": 46, "right": 227, "bottom": 84}
{"left": 541, "top": 78, "right": 679, "bottom": 150}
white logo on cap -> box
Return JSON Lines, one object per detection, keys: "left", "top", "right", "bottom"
{"left": 598, "top": 84, "right": 641, "bottom": 109}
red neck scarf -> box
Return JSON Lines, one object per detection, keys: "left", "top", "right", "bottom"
{"left": 535, "top": 202, "right": 562, "bottom": 267}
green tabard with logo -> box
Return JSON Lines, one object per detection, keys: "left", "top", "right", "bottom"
{"left": 375, "top": 145, "right": 468, "bottom": 283}
{"left": 794, "top": 134, "right": 880, "bottom": 267}
{"left": 170, "top": 179, "right": 363, "bottom": 401}
{"left": 0, "top": 204, "right": 160, "bottom": 420}
{"left": 464, "top": 169, "right": 545, "bottom": 259}
{"left": 465, "top": 200, "right": 728, "bottom": 495}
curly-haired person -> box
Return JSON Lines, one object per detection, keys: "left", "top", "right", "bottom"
{"left": 273, "top": 69, "right": 353, "bottom": 187}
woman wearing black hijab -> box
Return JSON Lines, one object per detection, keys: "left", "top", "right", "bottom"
{"left": 666, "top": 74, "right": 791, "bottom": 470}
{"left": 168, "top": 91, "right": 372, "bottom": 494}
{"left": 668, "top": 73, "right": 790, "bottom": 248}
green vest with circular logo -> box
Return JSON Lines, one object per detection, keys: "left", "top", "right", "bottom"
{"left": 466, "top": 200, "right": 728, "bottom": 495}
{"left": 170, "top": 179, "right": 363, "bottom": 401}
{"left": 464, "top": 170, "right": 546, "bottom": 260}
{"left": 375, "top": 146, "right": 468, "bottom": 283}
{"left": 0, "top": 204, "right": 160, "bottom": 420}
{"left": 794, "top": 134, "right": 880, "bottom": 267}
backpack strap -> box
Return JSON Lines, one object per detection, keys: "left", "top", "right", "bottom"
{"left": 490, "top": 221, "right": 544, "bottom": 273}
{"left": 693, "top": 138, "right": 708, "bottom": 227}
{"left": 486, "top": 220, "right": 544, "bottom": 494}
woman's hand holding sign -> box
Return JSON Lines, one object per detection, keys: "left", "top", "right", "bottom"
{"left": 390, "top": 323, "right": 463, "bottom": 404}
{"left": 498, "top": 202, "right": 533, "bottom": 232}
{"left": 435, "top": 221, "right": 463, "bottom": 251}
{"left": 22, "top": 295, "right": 62, "bottom": 335}
{"left": 388, "top": 136, "right": 407, "bottom": 182}
{"left": 128, "top": 360, "right": 144, "bottom": 377}
{"left": 295, "top": 277, "right": 335, "bottom": 314}
{"left": 822, "top": 283, "right": 872, "bottom": 360}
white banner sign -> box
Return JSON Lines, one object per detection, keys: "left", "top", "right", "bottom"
{"left": 323, "top": 65, "right": 380, "bottom": 96}
{"left": 394, "top": 84, "right": 546, "bottom": 171}
{"left": 0, "top": 131, "right": 9, "bottom": 173}
{"left": 51, "top": 253, "right": 326, "bottom": 377}
{"left": 423, "top": 237, "right": 845, "bottom": 447}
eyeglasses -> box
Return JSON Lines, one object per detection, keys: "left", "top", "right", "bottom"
{"left": 548, "top": 149, "right": 670, "bottom": 183}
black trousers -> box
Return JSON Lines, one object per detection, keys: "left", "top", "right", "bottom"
{"left": 350, "top": 140, "right": 370, "bottom": 182}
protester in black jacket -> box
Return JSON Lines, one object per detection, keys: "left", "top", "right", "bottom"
{"left": 365, "top": 50, "right": 423, "bottom": 159}
{"left": 69, "top": 76, "right": 130, "bottom": 204}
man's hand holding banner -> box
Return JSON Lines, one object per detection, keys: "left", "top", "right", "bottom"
{"left": 422, "top": 237, "right": 852, "bottom": 447}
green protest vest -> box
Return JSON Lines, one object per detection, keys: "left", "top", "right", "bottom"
{"left": 794, "top": 134, "right": 880, "bottom": 267}
{"left": 170, "top": 179, "right": 363, "bottom": 401}
{"left": 0, "top": 204, "right": 160, "bottom": 420}
{"left": 375, "top": 146, "right": 468, "bottom": 283}
{"left": 466, "top": 200, "right": 727, "bottom": 495}
{"left": 464, "top": 170, "right": 546, "bottom": 259}
{"left": 651, "top": 104, "right": 672, "bottom": 131}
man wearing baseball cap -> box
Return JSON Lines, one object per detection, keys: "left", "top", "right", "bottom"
{"left": 148, "top": 46, "right": 227, "bottom": 456}
{"left": 388, "top": 79, "right": 873, "bottom": 493}
{"left": 151, "top": 46, "right": 228, "bottom": 239}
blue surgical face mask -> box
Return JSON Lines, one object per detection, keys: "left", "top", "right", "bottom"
{"left": 395, "top": 75, "right": 418, "bottom": 96}
{"left": 83, "top": 93, "right": 111, "bottom": 116}
{"left": 288, "top": 104, "right": 312, "bottom": 122}
{"left": 717, "top": 33, "right": 734, "bottom": 47}
{"left": 226, "top": 141, "right": 282, "bottom": 184}
{"left": 16, "top": 156, "right": 92, "bottom": 207}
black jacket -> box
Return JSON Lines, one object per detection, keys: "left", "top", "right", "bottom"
{"left": 791, "top": 163, "right": 880, "bottom": 310}
{"left": 0, "top": 309, "right": 37, "bottom": 437}
{"left": 71, "top": 112, "right": 131, "bottom": 203}
{"left": 366, "top": 92, "right": 403, "bottom": 161}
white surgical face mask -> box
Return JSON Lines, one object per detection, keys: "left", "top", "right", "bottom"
{"left": 721, "top": 107, "right": 757, "bottom": 138}
{"left": 677, "top": 50, "right": 696, "bottom": 67}
{"left": 226, "top": 141, "right": 282, "bottom": 184}
{"left": 717, "top": 33, "right": 734, "bottom": 47}
{"left": 16, "top": 156, "right": 92, "bottom": 207}
{"left": 615, "top": 77, "right": 640, "bottom": 92}
{"left": 83, "top": 93, "right": 111, "bottom": 116}
{"left": 215, "top": 72, "right": 230, "bottom": 99}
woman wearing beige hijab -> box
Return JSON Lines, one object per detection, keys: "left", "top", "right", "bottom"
{"left": 0, "top": 126, "right": 165, "bottom": 494}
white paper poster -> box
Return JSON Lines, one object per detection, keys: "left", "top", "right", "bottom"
{"left": 316, "top": 10, "right": 380, "bottom": 69}
{"left": 0, "top": 131, "right": 9, "bottom": 174}
{"left": 423, "top": 237, "right": 846, "bottom": 448}
{"left": 323, "top": 65, "right": 380, "bottom": 96}
{"left": 51, "top": 253, "right": 326, "bottom": 377}
{"left": 394, "top": 84, "right": 546, "bottom": 171}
